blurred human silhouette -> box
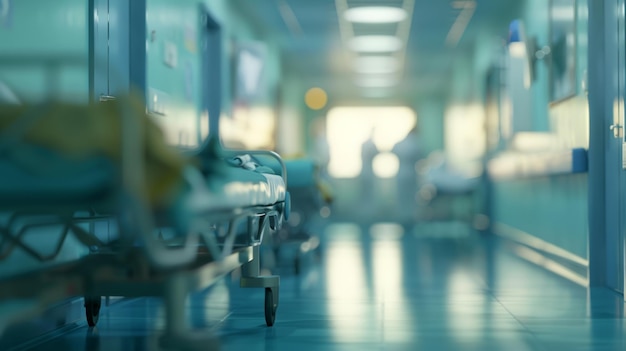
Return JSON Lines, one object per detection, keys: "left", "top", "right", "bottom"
{"left": 360, "top": 129, "right": 379, "bottom": 212}
{"left": 392, "top": 126, "right": 422, "bottom": 222}
{"left": 309, "top": 117, "right": 334, "bottom": 205}
{"left": 311, "top": 117, "right": 330, "bottom": 179}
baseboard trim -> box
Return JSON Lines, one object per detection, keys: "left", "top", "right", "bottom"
{"left": 493, "top": 222, "right": 588, "bottom": 287}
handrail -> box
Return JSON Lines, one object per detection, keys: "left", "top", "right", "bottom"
{"left": 488, "top": 148, "right": 588, "bottom": 180}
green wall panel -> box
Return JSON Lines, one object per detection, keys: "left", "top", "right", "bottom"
{"left": 492, "top": 174, "right": 588, "bottom": 258}
{"left": 0, "top": 0, "right": 89, "bottom": 102}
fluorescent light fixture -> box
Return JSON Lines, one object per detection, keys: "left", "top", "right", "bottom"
{"left": 354, "top": 56, "right": 399, "bottom": 74}
{"left": 344, "top": 6, "right": 408, "bottom": 23}
{"left": 348, "top": 35, "right": 403, "bottom": 53}
{"left": 355, "top": 75, "right": 400, "bottom": 88}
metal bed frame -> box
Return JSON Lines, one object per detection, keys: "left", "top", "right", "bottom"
{"left": 0, "top": 99, "right": 287, "bottom": 347}
{"left": 273, "top": 159, "right": 326, "bottom": 274}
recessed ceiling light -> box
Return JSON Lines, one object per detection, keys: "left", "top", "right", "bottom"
{"left": 344, "top": 6, "right": 408, "bottom": 24}
{"left": 348, "top": 35, "right": 403, "bottom": 53}
{"left": 354, "top": 56, "right": 400, "bottom": 74}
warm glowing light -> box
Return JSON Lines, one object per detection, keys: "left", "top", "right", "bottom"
{"left": 305, "top": 87, "right": 328, "bottom": 110}
{"left": 153, "top": 107, "right": 202, "bottom": 148}
{"left": 373, "top": 152, "right": 400, "bottom": 178}
{"left": 348, "top": 35, "right": 403, "bottom": 53}
{"left": 444, "top": 104, "right": 486, "bottom": 176}
{"left": 511, "top": 132, "right": 558, "bottom": 152}
{"left": 221, "top": 107, "right": 276, "bottom": 149}
{"left": 327, "top": 106, "right": 416, "bottom": 178}
{"left": 200, "top": 110, "right": 210, "bottom": 141}
{"left": 344, "top": 6, "right": 408, "bottom": 23}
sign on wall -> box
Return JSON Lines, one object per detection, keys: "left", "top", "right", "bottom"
{"left": 1, "top": 0, "right": 12, "bottom": 28}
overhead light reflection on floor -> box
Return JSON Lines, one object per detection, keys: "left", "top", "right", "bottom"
{"left": 372, "top": 238, "right": 415, "bottom": 343}
{"left": 372, "top": 239, "right": 403, "bottom": 299}
{"left": 202, "top": 280, "right": 231, "bottom": 323}
{"left": 370, "top": 222, "right": 404, "bottom": 240}
{"left": 324, "top": 223, "right": 372, "bottom": 343}
{"left": 324, "top": 222, "right": 362, "bottom": 241}
{"left": 447, "top": 268, "right": 487, "bottom": 345}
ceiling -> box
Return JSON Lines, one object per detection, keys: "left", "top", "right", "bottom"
{"left": 231, "top": 0, "right": 522, "bottom": 103}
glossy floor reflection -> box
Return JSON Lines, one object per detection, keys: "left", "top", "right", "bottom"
{"left": 19, "top": 221, "right": 626, "bottom": 350}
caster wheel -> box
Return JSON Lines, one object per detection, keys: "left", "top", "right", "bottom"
{"left": 84, "top": 296, "right": 102, "bottom": 327}
{"left": 264, "top": 288, "right": 277, "bottom": 327}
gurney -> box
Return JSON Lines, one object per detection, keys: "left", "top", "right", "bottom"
{"left": 272, "top": 158, "right": 330, "bottom": 274}
{"left": 416, "top": 152, "right": 479, "bottom": 230}
{"left": 0, "top": 96, "right": 289, "bottom": 345}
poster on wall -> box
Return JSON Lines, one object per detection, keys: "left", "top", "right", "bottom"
{"left": 549, "top": 0, "right": 577, "bottom": 102}
{"left": 231, "top": 40, "right": 268, "bottom": 105}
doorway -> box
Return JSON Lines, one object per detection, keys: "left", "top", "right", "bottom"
{"left": 589, "top": 0, "right": 626, "bottom": 295}
{"left": 200, "top": 4, "right": 221, "bottom": 142}
{"left": 90, "top": 0, "right": 144, "bottom": 101}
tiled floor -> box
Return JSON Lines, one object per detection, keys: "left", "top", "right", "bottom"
{"left": 15, "top": 221, "right": 626, "bottom": 350}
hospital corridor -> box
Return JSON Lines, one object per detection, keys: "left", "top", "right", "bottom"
{"left": 1, "top": 0, "right": 626, "bottom": 350}
{"left": 13, "top": 222, "right": 626, "bottom": 351}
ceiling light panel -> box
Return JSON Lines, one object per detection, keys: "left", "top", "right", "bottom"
{"left": 348, "top": 0, "right": 404, "bottom": 6}
{"left": 352, "top": 22, "right": 398, "bottom": 37}
{"left": 354, "top": 56, "right": 400, "bottom": 74}
{"left": 344, "top": 6, "right": 408, "bottom": 23}
{"left": 348, "top": 35, "right": 403, "bottom": 52}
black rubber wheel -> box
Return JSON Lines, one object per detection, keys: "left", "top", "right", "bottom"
{"left": 84, "top": 297, "right": 102, "bottom": 327}
{"left": 264, "top": 288, "right": 276, "bottom": 327}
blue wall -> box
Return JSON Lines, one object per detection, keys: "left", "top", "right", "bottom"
{"left": 492, "top": 175, "right": 588, "bottom": 258}
{"left": 415, "top": 97, "right": 446, "bottom": 155}
{"left": 144, "top": 0, "right": 284, "bottom": 149}
{"left": 521, "top": 0, "right": 550, "bottom": 132}
{"left": 0, "top": 0, "right": 93, "bottom": 278}
{"left": 489, "top": 0, "right": 589, "bottom": 263}
{"left": 0, "top": 0, "right": 286, "bottom": 288}
{"left": 0, "top": 0, "right": 89, "bottom": 102}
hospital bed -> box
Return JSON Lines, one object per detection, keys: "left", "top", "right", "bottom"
{"left": 271, "top": 159, "right": 330, "bottom": 274}
{"left": 0, "top": 96, "right": 289, "bottom": 346}
{"left": 416, "top": 152, "right": 479, "bottom": 229}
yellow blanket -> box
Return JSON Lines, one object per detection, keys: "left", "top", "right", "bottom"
{"left": 0, "top": 96, "right": 187, "bottom": 207}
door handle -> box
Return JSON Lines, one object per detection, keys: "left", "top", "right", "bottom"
{"left": 610, "top": 124, "right": 623, "bottom": 138}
